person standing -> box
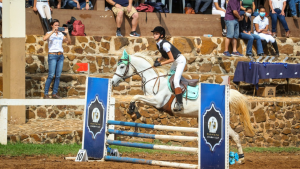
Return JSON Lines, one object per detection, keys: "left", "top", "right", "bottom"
{"left": 212, "top": 0, "right": 227, "bottom": 36}
{"left": 253, "top": 6, "right": 279, "bottom": 57}
{"left": 239, "top": 7, "right": 264, "bottom": 57}
{"left": 33, "top": 0, "right": 53, "bottom": 32}
{"left": 223, "top": 0, "right": 244, "bottom": 57}
{"left": 269, "top": 0, "right": 291, "bottom": 38}
{"left": 43, "top": 19, "right": 71, "bottom": 99}
{"left": 151, "top": 26, "right": 186, "bottom": 111}
{"left": 106, "top": 0, "right": 140, "bottom": 37}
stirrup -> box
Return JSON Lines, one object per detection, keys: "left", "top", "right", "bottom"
{"left": 173, "top": 102, "right": 183, "bottom": 111}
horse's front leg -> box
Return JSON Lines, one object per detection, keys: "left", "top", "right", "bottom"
{"left": 128, "top": 95, "right": 159, "bottom": 121}
{"left": 229, "top": 127, "right": 245, "bottom": 164}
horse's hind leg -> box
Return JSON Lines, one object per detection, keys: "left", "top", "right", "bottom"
{"left": 229, "top": 127, "right": 245, "bottom": 164}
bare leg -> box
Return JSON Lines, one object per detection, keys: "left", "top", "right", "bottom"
{"left": 131, "top": 12, "right": 139, "bottom": 31}
{"left": 225, "top": 38, "right": 231, "bottom": 51}
{"left": 229, "top": 127, "right": 245, "bottom": 164}
{"left": 57, "top": 0, "right": 61, "bottom": 8}
{"left": 116, "top": 11, "right": 124, "bottom": 28}
{"left": 232, "top": 38, "right": 237, "bottom": 52}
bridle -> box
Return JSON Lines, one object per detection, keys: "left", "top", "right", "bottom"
{"left": 114, "top": 56, "right": 167, "bottom": 95}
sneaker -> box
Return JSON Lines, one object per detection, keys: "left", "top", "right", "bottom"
{"left": 222, "top": 29, "right": 227, "bottom": 37}
{"left": 52, "top": 94, "right": 62, "bottom": 99}
{"left": 173, "top": 102, "right": 183, "bottom": 111}
{"left": 116, "top": 30, "right": 123, "bottom": 37}
{"left": 293, "top": 15, "right": 298, "bottom": 20}
{"left": 43, "top": 94, "right": 50, "bottom": 99}
{"left": 223, "top": 51, "right": 231, "bottom": 57}
{"left": 232, "top": 51, "right": 244, "bottom": 57}
{"left": 130, "top": 31, "right": 140, "bottom": 37}
{"left": 258, "top": 53, "right": 264, "bottom": 56}
{"left": 25, "top": 2, "right": 32, "bottom": 8}
{"left": 246, "top": 53, "right": 253, "bottom": 57}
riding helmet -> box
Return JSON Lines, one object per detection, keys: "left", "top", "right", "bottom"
{"left": 151, "top": 26, "right": 165, "bottom": 38}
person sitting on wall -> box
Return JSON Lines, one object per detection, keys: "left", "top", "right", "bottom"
{"left": 33, "top": 0, "right": 53, "bottom": 32}
{"left": 66, "top": 0, "right": 93, "bottom": 10}
{"left": 240, "top": 0, "right": 258, "bottom": 16}
{"left": 253, "top": 6, "right": 279, "bottom": 57}
{"left": 195, "top": 0, "right": 212, "bottom": 14}
{"left": 151, "top": 26, "right": 186, "bottom": 111}
{"left": 106, "top": 0, "right": 140, "bottom": 37}
{"left": 269, "top": 0, "right": 291, "bottom": 38}
{"left": 212, "top": 0, "right": 228, "bottom": 36}
{"left": 43, "top": 19, "right": 71, "bottom": 99}
{"left": 239, "top": 7, "right": 264, "bottom": 57}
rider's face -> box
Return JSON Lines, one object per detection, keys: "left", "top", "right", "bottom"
{"left": 153, "top": 32, "right": 161, "bottom": 41}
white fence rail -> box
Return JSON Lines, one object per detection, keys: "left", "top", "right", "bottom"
{"left": 0, "top": 98, "right": 118, "bottom": 145}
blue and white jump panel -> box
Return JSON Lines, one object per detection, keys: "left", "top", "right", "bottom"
{"left": 199, "top": 83, "right": 229, "bottom": 169}
{"left": 82, "top": 77, "right": 112, "bottom": 159}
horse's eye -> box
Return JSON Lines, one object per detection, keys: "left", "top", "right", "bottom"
{"left": 120, "top": 66, "right": 125, "bottom": 69}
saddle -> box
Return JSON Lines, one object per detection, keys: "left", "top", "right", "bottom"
{"left": 169, "top": 74, "right": 198, "bottom": 94}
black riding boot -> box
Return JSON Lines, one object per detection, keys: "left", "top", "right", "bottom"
{"left": 174, "top": 93, "right": 183, "bottom": 111}
{"left": 48, "top": 18, "right": 52, "bottom": 25}
{"left": 272, "top": 41, "right": 279, "bottom": 57}
{"left": 42, "top": 18, "right": 51, "bottom": 32}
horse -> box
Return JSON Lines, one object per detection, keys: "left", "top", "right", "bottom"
{"left": 112, "top": 51, "right": 255, "bottom": 164}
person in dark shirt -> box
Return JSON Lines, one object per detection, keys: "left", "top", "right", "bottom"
{"left": 106, "top": 0, "right": 140, "bottom": 37}
{"left": 223, "top": 0, "right": 243, "bottom": 57}
{"left": 67, "top": 0, "right": 93, "bottom": 10}
{"left": 239, "top": 7, "right": 264, "bottom": 57}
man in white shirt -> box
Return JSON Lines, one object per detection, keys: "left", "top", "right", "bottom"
{"left": 269, "top": 0, "right": 290, "bottom": 37}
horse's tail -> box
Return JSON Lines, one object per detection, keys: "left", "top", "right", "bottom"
{"left": 229, "top": 89, "right": 255, "bottom": 136}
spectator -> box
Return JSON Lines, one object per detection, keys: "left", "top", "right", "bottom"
{"left": 269, "top": 0, "right": 291, "bottom": 37}
{"left": 253, "top": 6, "right": 279, "bottom": 57}
{"left": 106, "top": 0, "right": 140, "bottom": 37}
{"left": 67, "top": 0, "right": 93, "bottom": 10}
{"left": 223, "top": 0, "right": 244, "bottom": 57}
{"left": 33, "top": 0, "right": 53, "bottom": 32}
{"left": 195, "top": 0, "right": 212, "bottom": 14}
{"left": 212, "top": 0, "right": 227, "bottom": 36}
{"left": 26, "top": 0, "right": 33, "bottom": 8}
{"left": 239, "top": 7, "right": 264, "bottom": 57}
{"left": 240, "top": 0, "right": 258, "bottom": 16}
{"left": 43, "top": 19, "right": 71, "bottom": 99}
{"left": 286, "top": 0, "right": 298, "bottom": 19}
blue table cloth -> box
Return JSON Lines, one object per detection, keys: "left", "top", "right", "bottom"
{"left": 233, "top": 61, "right": 300, "bottom": 88}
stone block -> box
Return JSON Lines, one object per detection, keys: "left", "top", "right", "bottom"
{"left": 114, "top": 37, "right": 129, "bottom": 50}
{"left": 173, "top": 37, "right": 194, "bottom": 53}
{"left": 254, "top": 108, "right": 266, "bottom": 123}
{"left": 200, "top": 37, "right": 218, "bottom": 55}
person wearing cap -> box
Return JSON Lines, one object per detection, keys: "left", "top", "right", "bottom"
{"left": 151, "top": 26, "right": 186, "bottom": 111}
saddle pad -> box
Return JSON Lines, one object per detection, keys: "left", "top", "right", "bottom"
{"left": 182, "top": 85, "right": 199, "bottom": 100}
{"left": 167, "top": 75, "right": 199, "bottom": 100}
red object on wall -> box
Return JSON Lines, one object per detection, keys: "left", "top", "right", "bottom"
{"left": 76, "top": 63, "right": 89, "bottom": 72}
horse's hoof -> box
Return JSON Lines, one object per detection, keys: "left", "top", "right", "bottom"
{"left": 237, "top": 158, "right": 245, "bottom": 164}
{"left": 128, "top": 102, "right": 136, "bottom": 115}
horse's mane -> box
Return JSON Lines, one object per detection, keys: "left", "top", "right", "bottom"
{"left": 132, "top": 52, "right": 168, "bottom": 75}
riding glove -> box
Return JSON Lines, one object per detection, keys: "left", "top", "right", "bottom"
{"left": 154, "top": 60, "right": 161, "bottom": 67}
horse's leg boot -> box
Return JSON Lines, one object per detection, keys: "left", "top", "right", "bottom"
{"left": 174, "top": 87, "right": 183, "bottom": 111}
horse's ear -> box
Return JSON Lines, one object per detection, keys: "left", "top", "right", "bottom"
{"left": 122, "top": 50, "right": 130, "bottom": 60}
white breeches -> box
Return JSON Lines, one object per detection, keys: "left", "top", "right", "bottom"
{"left": 170, "top": 55, "right": 186, "bottom": 88}
{"left": 212, "top": 9, "right": 226, "bottom": 17}
{"left": 36, "top": 2, "right": 52, "bottom": 19}
{"left": 256, "top": 33, "right": 275, "bottom": 43}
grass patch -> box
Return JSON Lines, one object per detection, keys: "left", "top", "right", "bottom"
{"left": 0, "top": 142, "right": 81, "bottom": 157}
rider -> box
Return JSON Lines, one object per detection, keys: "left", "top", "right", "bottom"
{"left": 151, "top": 26, "right": 187, "bottom": 111}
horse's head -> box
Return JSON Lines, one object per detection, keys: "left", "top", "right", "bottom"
{"left": 112, "top": 50, "right": 135, "bottom": 87}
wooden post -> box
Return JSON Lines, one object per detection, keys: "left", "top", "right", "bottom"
{"left": 2, "top": 0, "right": 26, "bottom": 124}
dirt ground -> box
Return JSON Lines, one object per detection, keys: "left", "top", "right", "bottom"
{"left": 0, "top": 152, "right": 300, "bottom": 169}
